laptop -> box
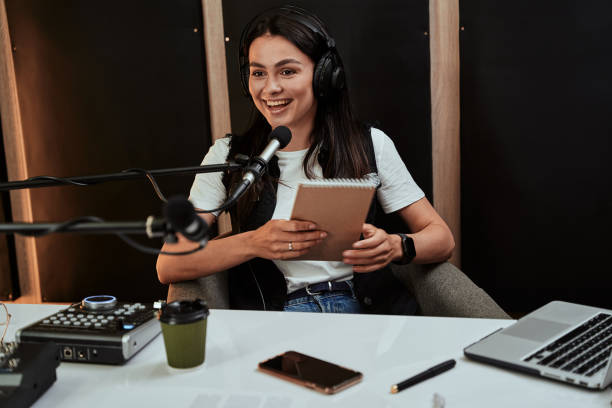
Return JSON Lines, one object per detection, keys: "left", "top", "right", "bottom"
{"left": 464, "top": 301, "right": 612, "bottom": 390}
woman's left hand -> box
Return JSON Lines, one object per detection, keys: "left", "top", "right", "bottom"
{"left": 342, "top": 223, "right": 399, "bottom": 273}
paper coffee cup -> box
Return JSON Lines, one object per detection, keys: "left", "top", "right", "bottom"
{"left": 158, "top": 299, "right": 209, "bottom": 369}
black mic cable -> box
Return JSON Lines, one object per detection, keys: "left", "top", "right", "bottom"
{"left": 197, "top": 125, "right": 292, "bottom": 214}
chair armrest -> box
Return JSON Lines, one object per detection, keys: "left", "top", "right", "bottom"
{"left": 391, "top": 262, "right": 510, "bottom": 319}
{"left": 166, "top": 271, "right": 230, "bottom": 309}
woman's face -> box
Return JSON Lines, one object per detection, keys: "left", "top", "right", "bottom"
{"left": 248, "top": 34, "right": 317, "bottom": 140}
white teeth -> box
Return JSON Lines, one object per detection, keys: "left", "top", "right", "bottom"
{"left": 266, "top": 99, "right": 290, "bottom": 107}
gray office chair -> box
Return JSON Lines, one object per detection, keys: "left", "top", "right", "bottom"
{"left": 167, "top": 262, "right": 510, "bottom": 319}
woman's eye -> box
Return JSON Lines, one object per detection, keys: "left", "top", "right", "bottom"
{"left": 251, "top": 70, "right": 264, "bottom": 77}
{"left": 281, "top": 69, "right": 296, "bottom": 76}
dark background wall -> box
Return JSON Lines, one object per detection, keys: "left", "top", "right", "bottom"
{"left": 460, "top": 1, "right": 612, "bottom": 313}
{"left": 1, "top": 0, "right": 211, "bottom": 301}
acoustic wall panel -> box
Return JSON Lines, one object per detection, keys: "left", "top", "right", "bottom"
{"left": 460, "top": 1, "right": 612, "bottom": 312}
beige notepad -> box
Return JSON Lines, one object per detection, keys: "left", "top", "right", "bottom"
{"left": 289, "top": 178, "right": 377, "bottom": 261}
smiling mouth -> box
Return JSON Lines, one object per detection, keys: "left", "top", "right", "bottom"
{"left": 265, "top": 99, "right": 292, "bottom": 109}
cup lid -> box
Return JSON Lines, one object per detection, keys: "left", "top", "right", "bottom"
{"left": 159, "top": 299, "right": 209, "bottom": 324}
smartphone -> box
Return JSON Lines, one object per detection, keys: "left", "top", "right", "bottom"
{"left": 258, "top": 351, "right": 363, "bottom": 394}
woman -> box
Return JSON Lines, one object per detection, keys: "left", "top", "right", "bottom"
{"left": 157, "top": 5, "right": 454, "bottom": 313}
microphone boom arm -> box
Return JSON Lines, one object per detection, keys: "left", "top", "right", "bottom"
{"left": 0, "top": 215, "right": 204, "bottom": 256}
{"left": 0, "top": 162, "right": 246, "bottom": 192}
{"left": 0, "top": 218, "right": 167, "bottom": 237}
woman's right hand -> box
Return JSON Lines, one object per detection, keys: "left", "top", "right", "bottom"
{"left": 249, "top": 219, "right": 327, "bottom": 260}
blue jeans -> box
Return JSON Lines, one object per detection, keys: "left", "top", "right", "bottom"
{"left": 284, "top": 282, "right": 362, "bottom": 314}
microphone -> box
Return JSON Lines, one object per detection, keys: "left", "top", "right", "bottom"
{"left": 226, "top": 126, "right": 292, "bottom": 204}
{"left": 164, "top": 196, "right": 209, "bottom": 244}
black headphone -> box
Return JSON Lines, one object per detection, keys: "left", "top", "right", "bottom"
{"left": 238, "top": 5, "right": 345, "bottom": 99}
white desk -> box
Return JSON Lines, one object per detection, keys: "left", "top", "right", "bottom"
{"left": 5, "top": 304, "right": 612, "bottom": 407}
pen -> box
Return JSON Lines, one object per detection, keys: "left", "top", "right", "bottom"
{"left": 390, "top": 359, "right": 456, "bottom": 394}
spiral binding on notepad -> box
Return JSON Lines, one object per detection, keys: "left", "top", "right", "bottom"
{"left": 298, "top": 173, "right": 380, "bottom": 189}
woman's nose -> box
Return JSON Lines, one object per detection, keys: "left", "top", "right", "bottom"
{"left": 263, "top": 76, "right": 282, "bottom": 94}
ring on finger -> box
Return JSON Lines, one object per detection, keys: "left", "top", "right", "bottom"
{"left": 288, "top": 241, "right": 294, "bottom": 251}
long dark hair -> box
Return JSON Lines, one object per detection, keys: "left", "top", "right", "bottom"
{"left": 225, "top": 6, "right": 371, "bottom": 230}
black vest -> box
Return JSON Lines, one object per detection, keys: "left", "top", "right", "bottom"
{"left": 222, "top": 127, "right": 417, "bottom": 314}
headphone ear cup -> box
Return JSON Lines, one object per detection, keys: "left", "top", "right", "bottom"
{"left": 313, "top": 51, "right": 344, "bottom": 99}
{"left": 313, "top": 51, "right": 333, "bottom": 98}
{"left": 330, "top": 65, "right": 345, "bottom": 91}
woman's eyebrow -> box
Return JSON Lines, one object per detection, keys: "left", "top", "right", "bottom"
{"left": 274, "top": 58, "right": 302, "bottom": 67}
{"left": 249, "top": 58, "right": 303, "bottom": 68}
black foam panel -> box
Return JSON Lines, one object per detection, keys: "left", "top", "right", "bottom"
{"left": 460, "top": 1, "right": 612, "bottom": 312}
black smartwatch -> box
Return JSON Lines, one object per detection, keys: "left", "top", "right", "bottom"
{"left": 393, "top": 233, "right": 416, "bottom": 265}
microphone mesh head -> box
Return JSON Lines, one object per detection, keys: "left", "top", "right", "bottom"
{"left": 271, "top": 126, "right": 292, "bottom": 148}
{"left": 164, "top": 196, "right": 196, "bottom": 231}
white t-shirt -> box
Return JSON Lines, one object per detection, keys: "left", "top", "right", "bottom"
{"left": 189, "top": 127, "right": 425, "bottom": 293}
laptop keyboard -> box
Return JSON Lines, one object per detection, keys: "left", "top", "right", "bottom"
{"left": 524, "top": 313, "right": 612, "bottom": 377}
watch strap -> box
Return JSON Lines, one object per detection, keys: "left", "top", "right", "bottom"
{"left": 392, "top": 233, "right": 416, "bottom": 265}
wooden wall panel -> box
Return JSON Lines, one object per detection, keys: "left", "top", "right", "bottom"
{"left": 430, "top": 0, "right": 461, "bottom": 267}
{"left": 201, "top": 0, "right": 232, "bottom": 234}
